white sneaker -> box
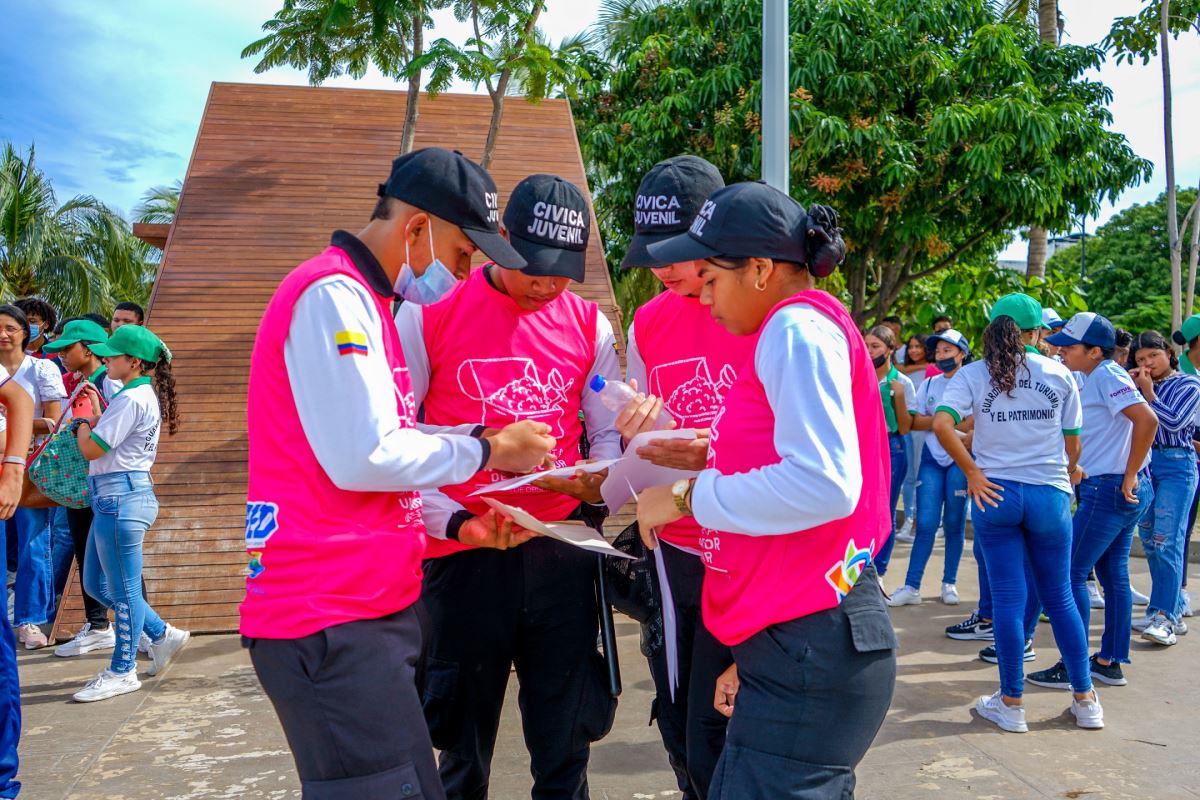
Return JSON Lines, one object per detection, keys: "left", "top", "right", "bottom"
{"left": 1070, "top": 691, "right": 1104, "bottom": 730}
{"left": 935, "top": 525, "right": 945, "bottom": 538}
{"left": 1182, "top": 590, "right": 1193, "bottom": 618}
{"left": 1141, "top": 615, "right": 1177, "bottom": 646}
{"left": 1174, "top": 618, "right": 1188, "bottom": 635}
{"left": 53, "top": 624, "right": 115, "bottom": 658}
{"left": 1131, "top": 613, "right": 1155, "bottom": 632}
{"left": 886, "top": 585, "right": 921, "bottom": 607}
{"left": 73, "top": 669, "right": 141, "bottom": 703}
{"left": 1087, "top": 580, "right": 1105, "bottom": 609}
{"left": 138, "top": 632, "right": 152, "bottom": 655}
{"left": 896, "top": 519, "right": 915, "bottom": 543}
{"left": 17, "top": 623, "right": 48, "bottom": 650}
{"left": 975, "top": 691, "right": 1028, "bottom": 733}
{"left": 1130, "top": 586, "right": 1150, "bottom": 606}
{"left": 147, "top": 625, "right": 191, "bottom": 676}
{"left": 941, "top": 583, "right": 960, "bottom": 605}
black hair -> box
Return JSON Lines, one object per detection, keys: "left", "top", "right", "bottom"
{"left": 1130, "top": 330, "right": 1178, "bottom": 370}
{"left": 881, "top": 315, "right": 902, "bottom": 326}
{"left": 932, "top": 315, "right": 952, "bottom": 326}
{"left": 113, "top": 302, "right": 145, "bottom": 324}
{"left": 0, "top": 304, "right": 31, "bottom": 350}
{"left": 982, "top": 315, "right": 1028, "bottom": 396}
{"left": 54, "top": 315, "right": 78, "bottom": 336}
{"left": 1114, "top": 328, "right": 1133, "bottom": 349}
{"left": 136, "top": 356, "right": 180, "bottom": 436}
{"left": 370, "top": 196, "right": 395, "bottom": 221}
{"left": 14, "top": 297, "right": 57, "bottom": 333}
{"left": 82, "top": 312, "right": 110, "bottom": 328}
{"left": 1096, "top": 345, "right": 1116, "bottom": 361}
{"left": 905, "top": 332, "right": 930, "bottom": 363}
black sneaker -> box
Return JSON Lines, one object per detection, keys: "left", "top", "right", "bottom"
{"left": 1089, "top": 654, "right": 1127, "bottom": 686}
{"left": 946, "top": 611, "right": 994, "bottom": 641}
{"left": 1027, "top": 660, "right": 1071, "bottom": 689}
{"left": 979, "top": 639, "right": 1035, "bottom": 664}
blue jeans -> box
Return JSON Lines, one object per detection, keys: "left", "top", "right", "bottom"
{"left": 0, "top": 553, "right": 19, "bottom": 798}
{"left": 975, "top": 535, "right": 1041, "bottom": 640}
{"left": 13, "top": 507, "right": 54, "bottom": 627}
{"left": 83, "top": 472, "right": 167, "bottom": 674}
{"left": 875, "top": 434, "right": 909, "bottom": 576}
{"left": 50, "top": 506, "right": 74, "bottom": 602}
{"left": 973, "top": 480, "right": 1092, "bottom": 698}
{"left": 1071, "top": 473, "right": 1151, "bottom": 664}
{"left": 1140, "top": 446, "right": 1196, "bottom": 623}
{"left": 900, "top": 432, "right": 922, "bottom": 522}
{"left": 904, "top": 448, "right": 967, "bottom": 591}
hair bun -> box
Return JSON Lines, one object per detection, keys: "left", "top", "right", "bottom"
{"left": 805, "top": 205, "right": 846, "bottom": 278}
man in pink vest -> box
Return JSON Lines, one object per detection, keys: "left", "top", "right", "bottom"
{"left": 241, "top": 148, "right": 557, "bottom": 799}
{"left": 637, "top": 182, "right": 896, "bottom": 799}
{"left": 396, "top": 174, "right": 623, "bottom": 799}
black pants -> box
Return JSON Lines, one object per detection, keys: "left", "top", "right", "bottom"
{"left": 421, "top": 536, "right": 616, "bottom": 800}
{"left": 245, "top": 607, "right": 443, "bottom": 800}
{"left": 66, "top": 507, "right": 108, "bottom": 627}
{"left": 646, "top": 545, "right": 731, "bottom": 800}
{"left": 709, "top": 565, "right": 897, "bottom": 800}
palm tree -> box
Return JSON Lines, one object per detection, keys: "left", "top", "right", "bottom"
{"left": 134, "top": 180, "right": 181, "bottom": 225}
{"left": 0, "top": 143, "right": 156, "bottom": 317}
{"left": 243, "top": 0, "right": 449, "bottom": 155}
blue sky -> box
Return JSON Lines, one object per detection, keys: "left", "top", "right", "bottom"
{"left": 1, "top": 0, "right": 1197, "bottom": 261}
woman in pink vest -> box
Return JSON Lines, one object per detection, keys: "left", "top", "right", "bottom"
{"left": 637, "top": 182, "right": 896, "bottom": 799}
{"left": 396, "top": 174, "right": 623, "bottom": 800}
{"left": 617, "top": 155, "right": 750, "bottom": 800}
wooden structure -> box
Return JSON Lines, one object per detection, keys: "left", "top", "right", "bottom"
{"left": 54, "top": 82, "right": 624, "bottom": 635}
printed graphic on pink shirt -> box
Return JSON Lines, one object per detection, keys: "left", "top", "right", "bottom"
{"left": 394, "top": 366, "right": 417, "bottom": 423}
{"left": 456, "top": 357, "right": 573, "bottom": 437}
{"left": 650, "top": 358, "right": 737, "bottom": 428}
{"left": 825, "top": 538, "right": 876, "bottom": 601}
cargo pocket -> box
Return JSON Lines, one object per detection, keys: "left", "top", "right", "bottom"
{"left": 420, "top": 657, "right": 463, "bottom": 751}
{"left": 710, "top": 744, "right": 854, "bottom": 800}
{"left": 303, "top": 760, "right": 426, "bottom": 799}
{"left": 571, "top": 652, "right": 618, "bottom": 750}
{"left": 846, "top": 606, "right": 898, "bottom": 653}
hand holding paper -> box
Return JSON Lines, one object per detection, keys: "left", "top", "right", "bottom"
{"left": 480, "top": 497, "right": 635, "bottom": 559}
{"left": 600, "top": 428, "right": 702, "bottom": 511}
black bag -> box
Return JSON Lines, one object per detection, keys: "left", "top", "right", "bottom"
{"left": 603, "top": 522, "right": 659, "bottom": 624}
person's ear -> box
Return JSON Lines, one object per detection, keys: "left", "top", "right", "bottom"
{"left": 751, "top": 258, "right": 775, "bottom": 291}
{"left": 404, "top": 212, "right": 429, "bottom": 248}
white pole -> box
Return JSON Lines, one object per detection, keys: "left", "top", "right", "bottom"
{"left": 762, "top": 0, "right": 789, "bottom": 193}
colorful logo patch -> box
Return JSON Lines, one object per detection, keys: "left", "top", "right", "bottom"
{"left": 335, "top": 330, "right": 368, "bottom": 357}
{"left": 245, "top": 502, "right": 279, "bottom": 580}
{"left": 825, "top": 538, "right": 875, "bottom": 601}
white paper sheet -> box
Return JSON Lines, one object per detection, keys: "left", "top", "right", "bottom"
{"left": 600, "top": 428, "right": 702, "bottom": 511}
{"left": 480, "top": 497, "right": 636, "bottom": 559}
{"left": 468, "top": 459, "right": 619, "bottom": 496}
{"left": 654, "top": 545, "right": 679, "bottom": 701}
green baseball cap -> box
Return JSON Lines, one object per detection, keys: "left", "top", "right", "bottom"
{"left": 42, "top": 319, "right": 109, "bottom": 353}
{"left": 89, "top": 324, "right": 171, "bottom": 364}
{"left": 989, "top": 293, "right": 1047, "bottom": 330}
{"left": 1173, "top": 314, "right": 1200, "bottom": 346}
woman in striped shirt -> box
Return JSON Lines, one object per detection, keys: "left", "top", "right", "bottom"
{"left": 1129, "top": 331, "right": 1200, "bottom": 645}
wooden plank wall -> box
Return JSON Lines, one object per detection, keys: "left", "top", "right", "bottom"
{"left": 54, "top": 83, "right": 626, "bottom": 635}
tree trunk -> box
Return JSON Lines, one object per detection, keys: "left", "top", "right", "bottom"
{"left": 1185, "top": 195, "right": 1199, "bottom": 317}
{"left": 1024, "top": 2, "right": 1058, "bottom": 280}
{"left": 400, "top": 15, "right": 423, "bottom": 155}
{"left": 1161, "top": 0, "right": 1183, "bottom": 336}
{"left": 480, "top": 0, "right": 544, "bottom": 169}
{"left": 1025, "top": 226, "right": 1049, "bottom": 279}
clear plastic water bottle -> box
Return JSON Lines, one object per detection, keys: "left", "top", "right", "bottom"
{"left": 589, "top": 375, "right": 675, "bottom": 429}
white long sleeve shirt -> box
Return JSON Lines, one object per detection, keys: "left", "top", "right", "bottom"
{"left": 396, "top": 293, "right": 624, "bottom": 536}
{"left": 283, "top": 276, "right": 487, "bottom": 497}
{"left": 691, "top": 304, "right": 861, "bottom": 535}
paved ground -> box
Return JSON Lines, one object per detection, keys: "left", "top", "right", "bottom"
{"left": 13, "top": 540, "right": 1199, "bottom": 799}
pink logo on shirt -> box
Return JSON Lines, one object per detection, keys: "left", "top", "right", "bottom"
{"left": 456, "top": 357, "right": 573, "bottom": 437}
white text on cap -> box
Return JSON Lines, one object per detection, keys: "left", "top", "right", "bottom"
{"left": 635, "top": 194, "right": 683, "bottom": 226}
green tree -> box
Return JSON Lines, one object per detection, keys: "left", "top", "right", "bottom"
{"left": 416, "top": 0, "right": 591, "bottom": 168}
{"left": 573, "top": 0, "right": 1151, "bottom": 325}
{"left": 1047, "top": 188, "right": 1198, "bottom": 332}
{"left": 134, "top": 180, "right": 181, "bottom": 225}
{"left": 0, "top": 143, "right": 156, "bottom": 317}
{"left": 243, "top": 0, "right": 450, "bottom": 155}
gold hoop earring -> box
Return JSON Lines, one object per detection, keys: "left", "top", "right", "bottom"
{"left": 754, "top": 282, "right": 767, "bottom": 292}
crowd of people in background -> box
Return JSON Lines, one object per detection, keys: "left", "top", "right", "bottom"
{"left": 873, "top": 299, "right": 1197, "bottom": 732}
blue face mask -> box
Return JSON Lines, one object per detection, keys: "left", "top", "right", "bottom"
{"left": 28, "top": 323, "right": 41, "bottom": 341}
{"left": 396, "top": 220, "right": 458, "bottom": 304}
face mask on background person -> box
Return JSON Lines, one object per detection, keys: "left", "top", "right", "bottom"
{"left": 29, "top": 323, "right": 41, "bottom": 341}
{"left": 936, "top": 356, "right": 959, "bottom": 373}
{"left": 395, "top": 218, "right": 457, "bottom": 305}
{"left": 872, "top": 353, "right": 889, "bottom": 369}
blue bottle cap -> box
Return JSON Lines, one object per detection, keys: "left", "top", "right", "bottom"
{"left": 589, "top": 374, "right": 607, "bottom": 393}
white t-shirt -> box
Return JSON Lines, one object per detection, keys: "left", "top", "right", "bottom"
{"left": 1075, "top": 361, "right": 1150, "bottom": 477}
{"left": 1, "top": 356, "right": 67, "bottom": 441}
{"left": 939, "top": 353, "right": 1082, "bottom": 494}
{"left": 914, "top": 373, "right": 958, "bottom": 466}
{"left": 89, "top": 381, "right": 161, "bottom": 475}
{"left": 880, "top": 369, "right": 916, "bottom": 433}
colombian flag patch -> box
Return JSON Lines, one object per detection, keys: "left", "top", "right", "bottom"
{"left": 335, "top": 330, "right": 368, "bottom": 357}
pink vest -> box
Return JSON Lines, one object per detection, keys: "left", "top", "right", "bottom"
{"left": 632, "top": 290, "right": 754, "bottom": 548}
{"left": 240, "top": 246, "right": 426, "bottom": 639}
{"left": 421, "top": 267, "right": 597, "bottom": 557}
{"left": 699, "top": 291, "right": 890, "bottom": 645}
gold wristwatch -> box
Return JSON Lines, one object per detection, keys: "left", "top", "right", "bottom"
{"left": 671, "top": 478, "right": 694, "bottom": 516}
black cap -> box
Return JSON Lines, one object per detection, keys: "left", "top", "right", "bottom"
{"left": 378, "top": 147, "right": 526, "bottom": 269}
{"left": 622, "top": 156, "right": 725, "bottom": 268}
{"left": 502, "top": 174, "right": 590, "bottom": 282}
{"left": 647, "top": 181, "right": 809, "bottom": 264}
